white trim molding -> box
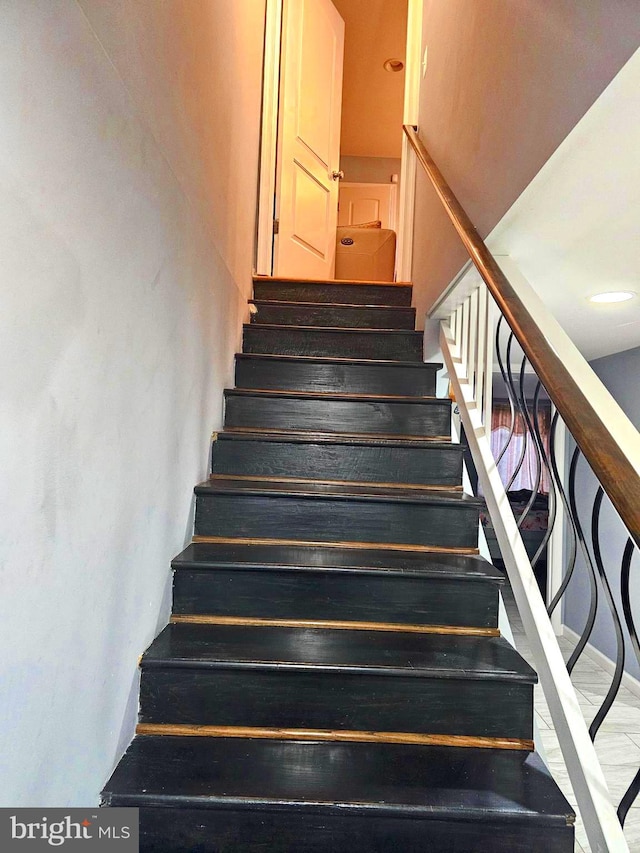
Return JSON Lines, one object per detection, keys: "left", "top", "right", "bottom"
{"left": 563, "top": 625, "right": 640, "bottom": 701}
{"left": 395, "top": 0, "right": 423, "bottom": 281}
{"left": 255, "top": 0, "right": 283, "bottom": 276}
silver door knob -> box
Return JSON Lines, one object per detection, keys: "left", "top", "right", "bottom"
{"left": 331, "top": 170, "right": 344, "bottom": 181}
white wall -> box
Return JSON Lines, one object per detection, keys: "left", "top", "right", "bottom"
{"left": 0, "top": 0, "right": 265, "bottom": 806}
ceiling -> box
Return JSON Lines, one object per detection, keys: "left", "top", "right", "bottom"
{"left": 488, "top": 47, "right": 640, "bottom": 361}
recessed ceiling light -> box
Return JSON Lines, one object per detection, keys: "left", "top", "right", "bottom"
{"left": 383, "top": 59, "right": 404, "bottom": 73}
{"left": 589, "top": 290, "right": 636, "bottom": 304}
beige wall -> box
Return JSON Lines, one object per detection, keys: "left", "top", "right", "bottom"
{"left": 0, "top": 0, "right": 264, "bottom": 806}
{"left": 340, "top": 155, "right": 401, "bottom": 183}
{"left": 412, "top": 0, "right": 640, "bottom": 329}
{"left": 334, "top": 0, "right": 408, "bottom": 158}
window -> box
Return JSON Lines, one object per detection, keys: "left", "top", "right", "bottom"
{"left": 490, "top": 401, "right": 551, "bottom": 494}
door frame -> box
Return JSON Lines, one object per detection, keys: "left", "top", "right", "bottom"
{"left": 256, "top": 0, "right": 283, "bottom": 277}
{"left": 255, "top": 0, "right": 424, "bottom": 280}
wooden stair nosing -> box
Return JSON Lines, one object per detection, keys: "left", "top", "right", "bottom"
{"left": 191, "top": 535, "right": 480, "bottom": 555}
{"left": 226, "top": 388, "right": 438, "bottom": 401}
{"left": 224, "top": 425, "right": 451, "bottom": 442}
{"left": 224, "top": 387, "right": 443, "bottom": 404}
{"left": 253, "top": 274, "right": 413, "bottom": 287}
{"left": 249, "top": 299, "right": 416, "bottom": 312}
{"left": 213, "top": 430, "right": 460, "bottom": 451}
{"left": 194, "top": 476, "right": 481, "bottom": 506}
{"left": 135, "top": 724, "right": 531, "bottom": 751}
{"left": 243, "top": 322, "right": 423, "bottom": 338}
{"left": 169, "top": 614, "right": 499, "bottom": 636}
{"left": 207, "top": 473, "right": 462, "bottom": 492}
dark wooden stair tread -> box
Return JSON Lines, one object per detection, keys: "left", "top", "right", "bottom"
{"left": 214, "top": 430, "right": 460, "bottom": 451}
{"left": 225, "top": 387, "right": 441, "bottom": 403}
{"left": 172, "top": 541, "right": 504, "bottom": 583}
{"left": 103, "top": 736, "right": 571, "bottom": 827}
{"left": 195, "top": 476, "right": 481, "bottom": 506}
{"left": 243, "top": 323, "right": 423, "bottom": 338}
{"left": 235, "top": 353, "right": 441, "bottom": 369}
{"left": 142, "top": 623, "right": 535, "bottom": 682}
{"left": 249, "top": 299, "right": 415, "bottom": 310}
{"left": 254, "top": 274, "right": 414, "bottom": 286}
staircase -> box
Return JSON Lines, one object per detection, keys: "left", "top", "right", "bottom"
{"left": 102, "top": 275, "right": 575, "bottom": 851}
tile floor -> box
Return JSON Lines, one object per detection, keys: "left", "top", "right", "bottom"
{"left": 503, "top": 586, "right": 640, "bottom": 853}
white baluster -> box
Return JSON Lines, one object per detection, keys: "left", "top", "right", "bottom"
{"left": 475, "top": 284, "right": 488, "bottom": 425}
{"left": 467, "top": 287, "right": 479, "bottom": 399}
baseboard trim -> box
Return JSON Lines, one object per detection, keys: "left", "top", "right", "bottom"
{"left": 562, "top": 624, "right": 640, "bottom": 700}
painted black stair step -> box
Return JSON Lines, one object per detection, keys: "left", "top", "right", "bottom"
{"left": 172, "top": 541, "right": 504, "bottom": 581}
{"left": 139, "top": 625, "right": 535, "bottom": 739}
{"left": 143, "top": 623, "right": 533, "bottom": 680}
{"left": 249, "top": 300, "right": 416, "bottom": 330}
{"left": 194, "top": 478, "right": 481, "bottom": 549}
{"left": 235, "top": 353, "right": 440, "bottom": 396}
{"left": 171, "top": 561, "right": 498, "bottom": 629}
{"left": 253, "top": 275, "right": 412, "bottom": 306}
{"left": 224, "top": 389, "right": 450, "bottom": 439}
{"left": 172, "top": 544, "right": 503, "bottom": 630}
{"left": 104, "top": 738, "right": 574, "bottom": 853}
{"left": 243, "top": 324, "right": 423, "bottom": 361}
{"left": 210, "top": 432, "right": 463, "bottom": 487}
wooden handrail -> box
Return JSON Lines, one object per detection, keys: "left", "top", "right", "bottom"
{"left": 404, "top": 124, "right": 640, "bottom": 550}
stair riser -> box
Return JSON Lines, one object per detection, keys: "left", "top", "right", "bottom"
{"left": 243, "top": 326, "right": 423, "bottom": 361}
{"left": 211, "top": 439, "right": 462, "bottom": 487}
{"left": 136, "top": 807, "right": 574, "bottom": 853}
{"left": 224, "top": 396, "right": 451, "bottom": 439}
{"left": 194, "top": 495, "right": 479, "bottom": 549}
{"left": 250, "top": 303, "right": 416, "bottom": 329}
{"left": 172, "top": 569, "right": 499, "bottom": 629}
{"left": 235, "top": 357, "right": 438, "bottom": 396}
{"left": 253, "top": 280, "right": 412, "bottom": 306}
{"left": 139, "top": 669, "right": 532, "bottom": 740}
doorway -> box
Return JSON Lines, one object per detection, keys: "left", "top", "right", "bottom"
{"left": 256, "top": 0, "right": 422, "bottom": 283}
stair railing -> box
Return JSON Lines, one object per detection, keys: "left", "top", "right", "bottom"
{"left": 405, "top": 124, "right": 640, "bottom": 852}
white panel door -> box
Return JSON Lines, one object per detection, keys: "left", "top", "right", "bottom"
{"left": 274, "top": 0, "right": 344, "bottom": 280}
{"left": 338, "top": 182, "right": 399, "bottom": 231}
